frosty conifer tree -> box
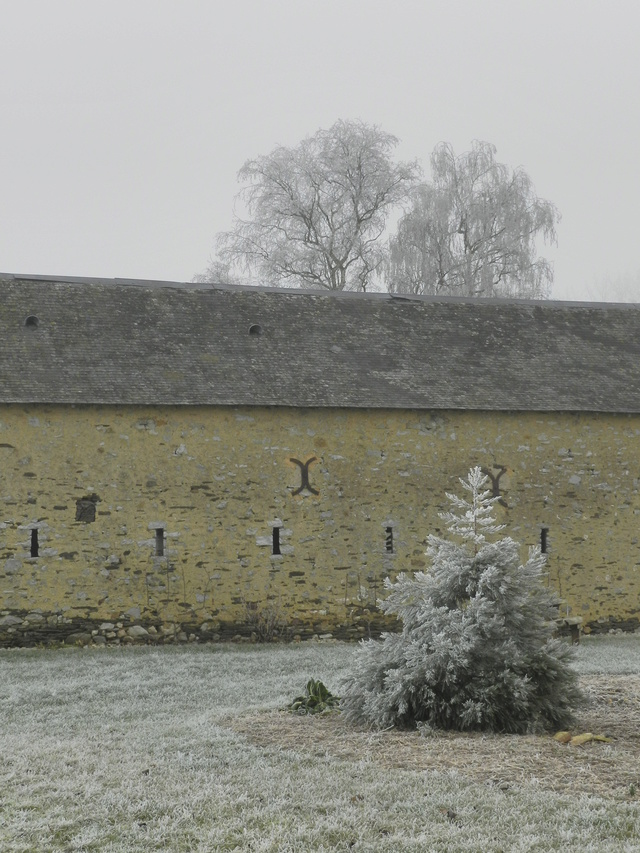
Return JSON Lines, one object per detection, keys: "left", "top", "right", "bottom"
{"left": 340, "top": 467, "right": 582, "bottom": 733}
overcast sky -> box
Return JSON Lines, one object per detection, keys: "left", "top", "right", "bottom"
{"left": 1, "top": 0, "right": 639, "bottom": 301}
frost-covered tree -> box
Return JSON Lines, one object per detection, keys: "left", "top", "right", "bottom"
{"left": 386, "top": 141, "right": 559, "bottom": 298}
{"left": 216, "top": 120, "right": 419, "bottom": 291}
{"left": 192, "top": 259, "right": 245, "bottom": 287}
{"left": 340, "top": 467, "right": 581, "bottom": 733}
{"left": 586, "top": 269, "right": 640, "bottom": 303}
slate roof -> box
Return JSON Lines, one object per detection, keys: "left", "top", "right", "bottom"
{"left": 1, "top": 273, "right": 639, "bottom": 412}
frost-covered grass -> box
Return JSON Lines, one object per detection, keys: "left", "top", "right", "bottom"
{"left": 1, "top": 637, "right": 639, "bottom": 852}
{"left": 573, "top": 633, "right": 640, "bottom": 674}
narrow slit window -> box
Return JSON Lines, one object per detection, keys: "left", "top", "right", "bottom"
{"left": 30, "top": 528, "right": 39, "bottom": 558}
{"left": 540, "top": 527, "right": 549, "bottom": 554}
{"left": 155, "top": 528, "right": 165, "bottom": 557}
{"left": 385, "top": 527, "right": 394, "bottom": 553}
{"left": 272, "top": 526, "right": 281, "bottom": 556}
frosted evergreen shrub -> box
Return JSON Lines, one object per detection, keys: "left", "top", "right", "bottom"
{"left": 340, "top": 467, "right": 582, "bottom": 733}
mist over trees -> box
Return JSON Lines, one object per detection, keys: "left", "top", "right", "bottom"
{"left": 213, "top": 120, "right": 418, "bottom": 292}
{"left": 587, "top": 270, "right": 640, "bottom": 303}
{"left": 191, "top": 260, "right": 241, "bottom": 287}
{"left": 387, "top": 141, "right": 560, "bottom": 299}
{"left": 198, "top": 122, "right": 560, "bottom": 298}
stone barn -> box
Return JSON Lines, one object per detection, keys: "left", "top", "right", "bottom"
{"left": 1, "top": 273, "right": 639, "bottom": 645}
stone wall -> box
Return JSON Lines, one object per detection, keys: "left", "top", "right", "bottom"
{"left": 0, "top": 404, "right": 639, "bottom": 646}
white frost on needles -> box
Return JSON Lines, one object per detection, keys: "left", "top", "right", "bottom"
{"left": 439, "top": 465, "right": 505, "bottom": 549}
{"left": 340, "top": 467, "right": 583, "bottom": 733}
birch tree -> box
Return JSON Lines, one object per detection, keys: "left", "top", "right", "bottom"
{"left": 217, "top": 120, "right": 419, "bottom": 291}
{"left": 386, "top": 141, "right": 560, "bottom": 298}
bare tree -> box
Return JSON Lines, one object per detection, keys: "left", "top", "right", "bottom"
{"left": 192, "top": 259, "right": 244, "bottom": 286}
{"left": 386, "top": 141, "right": 559, "bottom": 298}
{"left": 216, "top": 120, "right": 419, "bottom": 291}
{"left": 586, "top": 270, "right": 640, "bottom": 303}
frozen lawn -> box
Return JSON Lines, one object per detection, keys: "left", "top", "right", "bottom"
{"left": 1, "top": 636, "right": 639, "bottom": 852}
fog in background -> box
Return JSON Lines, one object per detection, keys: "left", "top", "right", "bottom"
{"left": 1, "top": 0, "right": 638, "bottom": 302}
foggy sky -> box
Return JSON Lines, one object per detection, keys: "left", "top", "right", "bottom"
{"left": 1, "top": 0, "right": 639, "bottom": 301}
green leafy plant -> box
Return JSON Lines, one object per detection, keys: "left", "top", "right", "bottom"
{"left": 288, "top": 679, "right": 340, "bottom": 715}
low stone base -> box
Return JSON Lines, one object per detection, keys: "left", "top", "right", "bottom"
{"left": 1, "top": 608, "right": 638, "bottom": 649}
{"left": 0, "top": 608, "right": 396, "bottom": 648}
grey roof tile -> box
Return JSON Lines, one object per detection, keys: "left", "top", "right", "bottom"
{"left": 1, "top": 273, "right": 639, "bottom": 411}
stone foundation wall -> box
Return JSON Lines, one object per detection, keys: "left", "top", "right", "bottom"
{"left": 0, "top": 608, "right": 392, "bottom": 647}
{"left": 0, "top": 403, "right": 639, "bottom": 645}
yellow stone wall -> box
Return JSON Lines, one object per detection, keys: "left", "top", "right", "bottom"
{"left": 0, "top": 404, "right": 639, "bottom": 640}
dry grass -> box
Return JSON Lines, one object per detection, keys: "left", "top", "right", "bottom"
{"left": 227, "top": 674, "right": 640, "bottom": 801}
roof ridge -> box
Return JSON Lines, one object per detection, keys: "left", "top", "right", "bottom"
{"left": 1, "top": 272, "right": 639, "bottom": 310}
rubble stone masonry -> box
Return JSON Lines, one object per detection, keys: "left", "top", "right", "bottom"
{"left": 0, "top": 404, "right": 638, "bottom": 645}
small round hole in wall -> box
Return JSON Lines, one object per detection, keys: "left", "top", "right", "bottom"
{"left": 25, "top": 315, "right": 40, "bottom": 329}
{"left": 248, "top": 323, "right": 263, "bottom": 336}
